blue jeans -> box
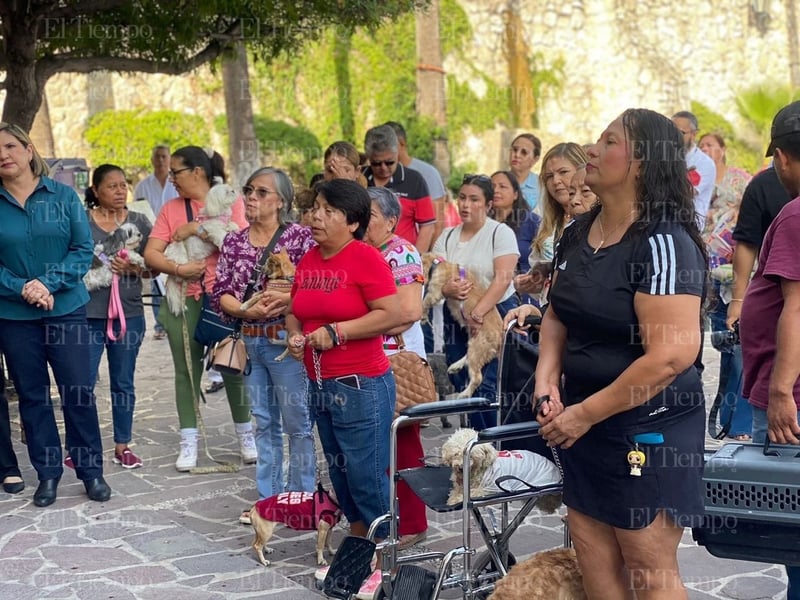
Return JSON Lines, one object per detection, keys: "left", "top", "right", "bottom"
{"left": 150, "top": 280, "right": 164, "bottom": 333}
{"left": 751, "top": 406, "right": 800, "bottom": 599}
{"left": 709, "top": 283, "right": 752, "bottom": 437}
{"left": 443, "top": 294, "right": 519, "bottom": 430}
{"left": 310, "top": 369, "right": 395, "bottom": 539}
{"left": 87, "top": 316, "right": 145, "bottom": 445}
{"left": 243, "top": 335, "right": 315, "bottom": 499}
{"left": 0, "top": 307, "right": 103, "bottom": 481}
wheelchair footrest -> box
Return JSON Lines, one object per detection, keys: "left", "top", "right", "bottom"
{"left": 392, "top": 564, "right": 436, "bottom": 600}
{"left": 323, "top": 536, "right": 375, "bottom": 598}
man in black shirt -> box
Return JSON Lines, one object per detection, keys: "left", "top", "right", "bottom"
{"left": 726, "top": 167, "right": 793, "bottom": 329}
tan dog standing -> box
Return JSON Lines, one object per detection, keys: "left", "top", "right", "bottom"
{"left": 421, "top": 253, "right": 503, "bottom": 398}
{"left": 248, "top": 488, "right": 342, "bottom": 566}
{"left": 488, "top": 548, "right": 586, "bottom": 600}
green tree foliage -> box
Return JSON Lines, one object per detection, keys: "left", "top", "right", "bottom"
{"left": 85, "top": 110, "right": 210, "bottom": 177}
{"left": 0, "top": 0, "right": 426, "bottom": 130}
{"left": 733, "top": 83, "right": 800, "bottom": 152}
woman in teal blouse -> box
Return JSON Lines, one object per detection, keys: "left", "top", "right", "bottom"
{"left": 0, "top": 122, "right": 110, "bottom": 507}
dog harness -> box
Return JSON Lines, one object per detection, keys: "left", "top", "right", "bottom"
{"left": 253, "top": 490, "right": 340, "bottom": 530}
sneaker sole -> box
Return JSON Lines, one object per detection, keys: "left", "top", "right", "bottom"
{"left": 112, "top": 458, "right": 143, "bottom": 469}
{"left": 175, "top": 464, "right": 196, "bottom": 472}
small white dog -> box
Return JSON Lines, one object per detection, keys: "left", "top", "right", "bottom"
{"left": 441, "top": 428, "right": 562, "bottom": 511}
{"left": 163, "top": 182, "right": 239, "bottom": 314}
{"left": 83, "top": 222, "right": 146, "bottom": 291}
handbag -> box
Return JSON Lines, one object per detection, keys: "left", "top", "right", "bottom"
{"left": 194, "top": 293, "right": 237, "bottom": 346}
{"left": 388, "top": 333, "right": 437, "bottom": 421}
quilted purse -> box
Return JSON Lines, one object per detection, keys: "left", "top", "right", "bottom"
{"left": 388, "top": 334, "right": 437, "bottom": 422}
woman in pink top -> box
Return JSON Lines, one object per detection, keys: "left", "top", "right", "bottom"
{"left": 144, "top": 146, "right": 251, "bottom": 472}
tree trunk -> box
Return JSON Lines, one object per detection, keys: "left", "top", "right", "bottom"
{"left": 415, "top": 0, "right": 450, "bottom": 180}
{"left": 503, "top": 0, "right": 535, "bottom": 129}
{"left": 333, "top": 26, "right": 355, "bottom": 142}
{"left": 1, "top": 14, "right": 45, "bottom": 131}
{"left": 30, "top": 91, "right": 55, "bottom": 158}
{"left": 222, "top": 41, "right": 260, "bottom": 188}
{"left": 787, "top": 0, "right": 800, "bottom": 88}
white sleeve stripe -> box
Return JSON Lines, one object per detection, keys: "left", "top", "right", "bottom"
{"left": 649, "top": 234, "right": 677, "bottom": 295}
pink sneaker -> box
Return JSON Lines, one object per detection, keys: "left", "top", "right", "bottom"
{"left": 113, "top": 449, "right": 143, "bottom": 469}
{"left": 64, "top": 454, "right": 75, "bottom": 470}
{"left": 355, "top": 570, "right": 383, "bottom": 600}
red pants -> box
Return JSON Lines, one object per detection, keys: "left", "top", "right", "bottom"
{"left": 395, "top": 423, "right": 428, "bottom": 535}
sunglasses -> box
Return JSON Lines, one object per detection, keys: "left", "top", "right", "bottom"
{"left": 462, "top": 174, "right": 492, "bottom": 185}
{"left": 242, "top": 185, "right": 276, "bottom": 199}
{"left": 370, "top": 160, "right": 396, "bottom": 168}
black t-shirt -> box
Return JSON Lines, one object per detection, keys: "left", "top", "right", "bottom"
{"left": 732, "top": 166, "right": 793, "bottom": 247}
{"left": 550, "top": 216, "right": 706, "bottom": 433}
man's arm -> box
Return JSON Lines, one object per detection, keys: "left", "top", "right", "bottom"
{"left": 767, "top": 278, "right": 800, "bottom": 444}
{"left": 726, "top": 241, "right": 758, "bottom": 329}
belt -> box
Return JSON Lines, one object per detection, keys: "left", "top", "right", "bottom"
{"left": 241, "top": 323, "right": 285, "bottom": 338}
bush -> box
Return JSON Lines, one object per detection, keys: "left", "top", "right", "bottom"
{"left": 85, "top": 110, "right": 210, "bottom": 177}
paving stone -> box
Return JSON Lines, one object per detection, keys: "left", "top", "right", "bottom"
{"left": 171, "top": 550, "right": 260, "bottom": 576}
{"left": 0, "top": 531, "right": 50, "bottom": 557}
{"left": 720, "top": 575, "right": 786, "bottom": 599}
{"left": 74, "top": 582, "right": 138, "bottom": 600}
{"left": 0, "top": 557, "right": 42, "bottom": 580}
{"left": 0, "top": 582, "right": 47, "bottom": 600}
{"left": 124, "top": 527, "right": 224, "bottom": 561}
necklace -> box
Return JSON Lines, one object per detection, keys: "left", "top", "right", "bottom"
{"left": 95, "top": 207, "right": 125, "bottom": 228}
{"left": 594, "top": 209, "right": 636, "bottom": 254}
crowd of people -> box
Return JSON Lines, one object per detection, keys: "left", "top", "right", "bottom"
{"left": 1, "top": 100, "right": 799, "bottom": 599}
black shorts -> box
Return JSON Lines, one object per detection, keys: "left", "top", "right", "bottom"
{"left": 560, "top": 405, "right": 705, "bottom": 530}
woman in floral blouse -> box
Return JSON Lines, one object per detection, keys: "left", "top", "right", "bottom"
{"left": 214, "top": 167, "right": 316, "bottom": 522}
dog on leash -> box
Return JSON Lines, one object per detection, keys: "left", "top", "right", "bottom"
{"left": 163, "top": 182, "right": 239, "bottom": 315}
{"left": 441, "top": 428, "right": 562, "bottom": 512}
{"left": 239, "top": 248, "right": 295, "bottom": 361}
{"left": 248, "top": 487, "right": 342, "bottom": 566}
{"left": 421, "top": 254, "right": 503, "bottom": 398}
{"left": 488, "top": 548, "right": 586, "bottom": 600}
{"left": 83, "top": 222, "right": 146, "bottom": 291}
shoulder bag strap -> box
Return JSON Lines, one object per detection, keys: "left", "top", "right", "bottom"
{"left": 184, "top": 198, "right": 193, "bottom": 223}
{"left": 241, "top": 224, "right": 287, "bottom": 304}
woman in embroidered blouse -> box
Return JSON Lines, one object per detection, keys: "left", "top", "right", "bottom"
{"left": 214, "top": 167, "right": 316, "bottom": 522}
{"left": 365, "top": 186, "right": 428, "bottom": 549}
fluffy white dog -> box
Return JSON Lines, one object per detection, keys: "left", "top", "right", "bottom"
{"left": 163, "top": 182, "right": 239, "bottom": 315}
{"left": 83, "top": 222, "right": 146, "bottom": 291}
{"left": 441, "top": 428, "right": 562, "bottom": 512}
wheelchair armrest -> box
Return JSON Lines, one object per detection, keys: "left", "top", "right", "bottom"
{"left": 400, "top": 397, "right": 495, "bottom": 419}
{"left": 477, "top": 421, "right": 542, "bottom": 443}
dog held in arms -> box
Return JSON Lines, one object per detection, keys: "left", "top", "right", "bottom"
{"left": 248, "top": 486, "right": 342, "bottom": 566}
{"left": 488, "top": 548, "right": 586, "bottom": 600}
{"left": 163, "top": 181, "right": 239, "bottom": 315}
{"left": 440, "top": 428, "right": 562, "bottom": 512}
{"left": 83, "top": 222, "right": 146, "bottom": 291}
{"left": 239, "top": 248, "right": 296, "bottom": 360}
{"left": 421, "top": 253, "right": 503, "bottom": 398}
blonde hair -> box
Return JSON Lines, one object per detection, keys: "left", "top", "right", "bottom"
{"left": 0, "top": 122, "right": 50, "bottom": 178}
{"left": 531, "top": 142, "right": 588, "bottom": 257}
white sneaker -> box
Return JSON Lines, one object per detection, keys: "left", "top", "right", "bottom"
{"left": 238, "top": 431, "right": 257, "bottom": 464}
{"left": 175, "top": 440, "right": 198, "bottom": 471}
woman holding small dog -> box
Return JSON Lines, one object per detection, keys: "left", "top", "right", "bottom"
{"left": 431, "top": 174, "right": 520, "bottom": 429}
{"left": 144, "top": 146, "right": 253, "bottom": 472}
{"left": 214, "top": 167, "right": 316, "bottom": 520}
{"left": 365, "top": 186, "right": 429, "bottom": 552}
{"left": 286, "top": 179, "right": 402, "bottom": 552}
{"left": 508, "top": 109, "right": 707, "bottom": 598}
{"left": 84, "top": 163, "right": 152, "bottom": 469}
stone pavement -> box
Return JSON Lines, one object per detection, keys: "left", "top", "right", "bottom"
{"left": 0, "top": 312, "right": 793, "bottom": 599}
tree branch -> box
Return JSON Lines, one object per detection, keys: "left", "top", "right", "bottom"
{"left": 46, "top": 0, "right": 132, "bottom": 18}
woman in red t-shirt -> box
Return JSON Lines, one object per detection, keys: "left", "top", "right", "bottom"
{"left": 286, "top": 179, "right": 402, "bottom": 545}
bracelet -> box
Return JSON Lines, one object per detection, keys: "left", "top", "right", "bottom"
{"left": 729, "top": 299, "right": 744, "bottom": 303}
{"left": 334, "top": 321, "right": 343, "bottom": 344}
{"left": 323, "top": 323, "right": 339, "bottom": 347}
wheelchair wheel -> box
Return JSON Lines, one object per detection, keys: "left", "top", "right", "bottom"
{"left": 472, "top": 550, "right": 516, "bottom": 600}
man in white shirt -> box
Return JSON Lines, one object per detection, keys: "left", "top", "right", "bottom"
{"left": 134, "top": 145, "right": 177, "bottom": 340}
{"left": 672, "top": 111, "right": 716, "bottom": 229}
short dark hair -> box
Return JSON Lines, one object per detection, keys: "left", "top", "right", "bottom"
{"left": 672, "top": 111, "right": 699, "bottom": 131}
{"left": 85, "top": 163, "right": 125, "bottom": 209}
{"left": 512, "top": 133, "right": 542, "bottom": 158}
{"left": 773, "top": 137, "right": 800, "bottom": 161}
{"left": 383, "top": 121, "right": 407, "bottom": 143}
{"left": 460, "top": 174, "right": 494, "bottom": 206}
{"left": 315, "top": 179, "right": 371, "bottom": 240}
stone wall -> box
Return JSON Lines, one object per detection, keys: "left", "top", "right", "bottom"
{"left": 14, "top": 0, "right": 793, "bottom": 175}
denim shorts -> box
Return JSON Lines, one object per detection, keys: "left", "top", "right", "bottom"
{"left": 309, "top": 369, "right": 395, "bottom": 537}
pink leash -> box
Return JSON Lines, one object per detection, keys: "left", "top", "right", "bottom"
{"left": 106, "top": 249, "right": 127, "bottom": 341}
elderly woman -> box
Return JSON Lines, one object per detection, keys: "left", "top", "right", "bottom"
{"left": 508, "top": 109, "right": 707, "bottom": 598}
{"left": 144, "top": 146, "right": 253, "bottom": 472}
{"left": 365, "top": 186, "right": 428, "bottom": 552}
{"left": 0, "top": 122, "right": 109, "bottom": 506}
{"left": 432, "top": 174, "right": 520, "bottom": 429}
{"left": 214, "top": 167, "right": 316, "bottom": 523}
{"left": 286, "top": 179, "right": 402, "bottom": 547}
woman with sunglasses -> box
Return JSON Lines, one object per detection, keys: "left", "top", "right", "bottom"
{"left": 431, "top": 174, "right": 520, "bottom": 429}
{"left": 214, "top": 167, "right": 316, "bottom": 523}
{"left": 144, "top": 146, "right": 251, "bottom": 472}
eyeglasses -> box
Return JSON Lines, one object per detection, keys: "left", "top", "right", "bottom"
{"left": 369, "top": 160, "right": 396, "bottom": 168}
{"left": 462, "top": 174, "right": 492, "bottom": 185}
{"left": 242, "top": 185, "right": 277, "bottom": 199}
{"left": 168, "top": 167, "right": 192, "bottom": 178}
